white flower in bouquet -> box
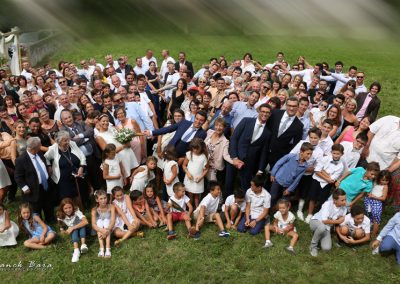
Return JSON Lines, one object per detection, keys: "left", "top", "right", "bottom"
{"left": 115, "top": 128, "right": 136, "bottom": 144}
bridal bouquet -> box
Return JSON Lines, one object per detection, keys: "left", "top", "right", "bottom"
{"left": 115, "top": 128, "right": 136, "bottom": 144}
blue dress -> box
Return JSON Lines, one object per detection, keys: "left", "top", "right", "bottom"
{"left": 23, "top": 214, "right": 55, "bottom": 239}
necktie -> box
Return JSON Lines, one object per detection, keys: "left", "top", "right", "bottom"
{"left": 33, "top": 155, "right": 48, "bottom": 191}
{"left": 251, "top": 124, "right": 262, "bottom": 143}
{"left": 278, "top": 117, "right": 290, "bottom": 137}
{"left": 330, "top": 160, "right": 339, "bottom": 165}
{"left": 182, "top": 128, "right": 197, "bottom": 142}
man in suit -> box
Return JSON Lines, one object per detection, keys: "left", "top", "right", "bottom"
{"left": 225, "top": 104, "right": 272, "bottom": 197}
{"left": 144, "top": 111, "right": 208, "bottom": 158}
{"left": 59, "top": 109, "right": 102, "bottom": 205}
{"left": 175, "top": 52, "right": 194, "bottom": 77}
{"left": 115, "top": 57, "right": 133, "bottom": 79}
{"left": 355, "top": 82, "right": 381, "bottom": 121}
{"left": 267, "top": 96, "right": 304, "bottom": 169}
{"left": 14, "top": 137, "right": 55, "bottom": 222}
{"left": 0, "top": 82, "right": 19, "bottom": 106}
{"left": 203, "top": 100, "right": 233, "bottom": 138}
{"left": 32, "top": 94, "right": 56, "bottom": 119}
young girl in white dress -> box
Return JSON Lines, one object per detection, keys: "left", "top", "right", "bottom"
{"left": 183, "top": 138, "right": 209, "bottom": 208}
{"left": 112, "top": 186, "right": 141, "bottom": 246}
{"left": 0, "top": 204, "right": 19, "bottom": 247}
{"left": 130, "top": 156, "right": 157, "bottom": 192}
{"left": 162, "top": 145, "right": 180, "bottom": 197}
{"left": 102, "top": 144, "right": 125, "bottom": 196}
{"left": 91, "top": 190, "right": 116, "bottom": 258}
{"left": 0, "top": 159, "right": 11, "bottom": 203}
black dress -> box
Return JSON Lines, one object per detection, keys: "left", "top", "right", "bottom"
{"left": 57, "top": 149, "right": 81, "bottom": 200}
{"left": 145, "top": 70, "right": 160, "bottom": 89}
{"left": 170, "top": 90, "right": 185, "bottom": 113}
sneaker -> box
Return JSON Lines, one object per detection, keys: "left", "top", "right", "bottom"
{"left": 167, "top": 230, "right": 177, "bottom": 240}
{"left": 188, "top": 226, "right": 197, "bottom": 237}
{"left": 372, "top": 247, "right": 379, "bottom": 255}
{"left": 263, "top": 240, "right": 273, "bottom": 248}
{"left": 310, "top": 246, "right": 318, "bottom": 257}
{"left": 297, "top": 211, "right": 304, "bottom": 221}
{"left": 71, "top": 251, "right": 80, "bottom": 263}
{"left": 305, "top": 214, "right": 313, "bottom": 224}
{"left": 218, "top": 230, "right": 230, "bottom": 237}
{"left": 104, "top": 249, "right": 111, "bottom": 258}
{"left": 80, "top": 244, "right": 88, "bottom": 254}
{"left": 285, "top": 246, "right": 296, "bottom": 255}
{"left": 98, "top": 250, "right": 104, "bottom": 258}
{"left": 193, "top": 231, "right": 201, "bottom": 240}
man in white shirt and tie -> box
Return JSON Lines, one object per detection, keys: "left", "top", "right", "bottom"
{"left": 14, "top": 137, "right": 54, "bottom": 222}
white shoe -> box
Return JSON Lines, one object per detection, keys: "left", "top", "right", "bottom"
{"left": 305, "top": 214, "right": 313, "bottom": 224}
{"left": 263, "top": 240, "right": 273, "bottom": 248}
{"left": 297, "top": 211, "right": 304, "bottom": 221}
{"left": 72, "top": 251, "right": 80, "bottom": 263}
{"left": 104, "top": 249, "right": 111, "bottom": 258}
{"left": 372, "top": 247, "right": 379, "bottom": 255}
{"left": 98, "top": 250, "right": 104, "bottom": 258}
{"left": 80, "top": 244, "right": 88, "bottom": 254}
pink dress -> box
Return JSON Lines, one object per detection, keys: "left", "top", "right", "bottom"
{"left": 341, "top": 126, "right": 355, "bottom": 143}
{"left": 117, "top": 119, "right": 143, "bottom": 163}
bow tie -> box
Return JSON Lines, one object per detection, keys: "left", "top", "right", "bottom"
{"left": 330, "top": 160, "right": 340, "bottom": 165}
{"left": 351, "top": 149, "right": 360, "bottom": 153}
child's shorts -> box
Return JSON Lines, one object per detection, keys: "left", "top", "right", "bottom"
{"left": 308, "top": 180, "right": 333, "bottom": 203}
{"left": 171, "top": 212, "right": 186, "bottom": 222}
{"left": 193, "top": 210, "right": 216, "bottom": 223}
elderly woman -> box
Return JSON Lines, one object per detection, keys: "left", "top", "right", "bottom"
{"left": 95, "top": 114, "right": 138, "bottom": 178}
{"left": 204, "top": 118, "right": 234, "bottom": 181}
{"left": 45, "top": 131, "right": 87, "bottom": 205}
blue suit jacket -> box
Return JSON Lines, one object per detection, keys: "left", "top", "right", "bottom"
{"left": 153, "top": 120, "right": 207, "bottom": 154}
{"left": 229, "top": 117, "right": 271, "bottom": 171}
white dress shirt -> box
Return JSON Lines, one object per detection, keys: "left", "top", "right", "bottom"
{"left": 251, "top": 119, "right": 265, "bottom": 143}
{"left": 278, "top": 112, "right": 295, "bottom": 135}
{"left": 312, "top": 155, "right": 345, "bottom": 188}
{"left": 367, "top": 116, "right": 400, "bottom": 169}
{"left": 23, "top": 151, "right": 49, "bottom": 192}
{"left": 341, "top": 141, "right": 361, "bottom": 170}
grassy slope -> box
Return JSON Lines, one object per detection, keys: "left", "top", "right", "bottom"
{"left": 2, "top": 35, "right": 400, "bottom": 283}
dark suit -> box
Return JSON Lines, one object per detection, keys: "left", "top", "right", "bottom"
{"left": 267, "top": 110, "right": 303, "bottom": 169}
{"left": 225, "top": 117, "right": 271, "bottom": 197}
{"left": 116, "top": 64, "right": 133, "bottom": 76}
{"left": 355, "top": 92, "right": 380, "bottom": 121}
{"left": 175, "top": 61, "right": 194, "bottom": 77}
{"left": 0, "top": 89, "right": 20, "bottom": 106}
{"left": 14, "top": 151, "right": 54, "bottom": 222}
{"left": 153, "top": 120, "right": 207, "bottom": 157}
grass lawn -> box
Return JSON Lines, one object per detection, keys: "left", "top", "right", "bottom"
{"left": 1, "top": 34, "right": 400, "bottom": 283}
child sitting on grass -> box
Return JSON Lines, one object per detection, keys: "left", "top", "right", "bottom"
{"left": 190, "top": 181, "right": 230, "bottom": 239}
{"left": 309, "top": 188, "right": 347, "bottom": 257}
{"left": 18, "top": 203, "right": 56, "bottom": 250}
{"left": 336, "top": 204, "right": 371, "bottom": 246}
{"left": 238, "top": 176, "right": 271, "bottom": 236}
{"left": 130, "top": 190, "right": 157, "bottom": 229}
{"left": 221, "top": 189, "right": 246, "bottom": 230}
{"left": 166, "top": 182, "right": 193, "bottom": 240}
{"left": 57, "top": 198, "right": 89, "bottom": 263}
{"left": 264, "top": 199, "right": 298, "bottom": 255}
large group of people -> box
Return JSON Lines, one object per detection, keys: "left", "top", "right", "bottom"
{"left": 0, "top": 50, "right": 399, "bottom": 264}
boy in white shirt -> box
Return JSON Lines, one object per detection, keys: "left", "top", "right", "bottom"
{"left": 336, "top": 204, "right": 371, "bottom": 246}
{"left": 305, "top": 144, "right": 345, "bottom": 223}
{"left": 166, "top": 182, "right": 193, "bottom": 240}
{"left": 340, "top": 132, "right": 367, "bottom": 170}
{"left": 190, "top": 181, "right": 230, "bottom": 239}
{"left": 221, "top": 189, "right": 246, "bottom": 230}
{"left": 317, "top": 119, "right": 334, "bottom": 156}
{"left": 237, "top": 176, "right": 271, "bottom": 235}
{"left": 310, "top": 188, "right": 347, "bottom": 257}
{"left": 291, "top": 127, "right": 324, "bottom": 221}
